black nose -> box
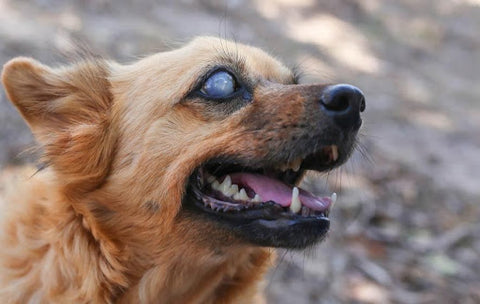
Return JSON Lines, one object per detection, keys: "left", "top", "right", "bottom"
{"left": 320, "top": 84, "right": 365, "bottom": 129}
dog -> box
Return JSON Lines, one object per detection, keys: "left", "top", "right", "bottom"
{"left": 0, "top": 37, "right": 365, "bottom": 303}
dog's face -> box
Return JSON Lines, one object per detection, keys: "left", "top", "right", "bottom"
{"left": 2, "top": 37, "right": 364, "bottom": 252}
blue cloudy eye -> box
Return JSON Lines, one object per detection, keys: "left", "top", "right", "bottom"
{"left": 201, "top": 71, "right": 237, "bottom": 98}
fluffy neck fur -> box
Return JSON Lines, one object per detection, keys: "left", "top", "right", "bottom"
{"left": 0, "top": 168, "right": 272, "bottom": 303}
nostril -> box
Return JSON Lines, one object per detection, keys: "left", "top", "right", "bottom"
{"left": 320, "top": 84, "right": 365, "bottom": 114}
{"left": 320, "top": 91, "right": 351, "bottom": 112}
{"left": 359, "top": 96, "right": 366, "bottom": 112}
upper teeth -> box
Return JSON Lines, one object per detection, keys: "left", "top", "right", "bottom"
{"left": 331, "top": 145, "right": 338, "bottom": 161}
{"left": 330, "top": 192, "right": 337, "bottom": 206}
{"left": 277, "top": 157, "right": 303, "bottom": 172}
{"left": 291, "top": 158, "right": 302, "bottom": 171}
{"left": 209, "top": 174, "right": 262, "bottom": 203}
{"left": 275, "top": 145, "right": 339, "bottom": 172}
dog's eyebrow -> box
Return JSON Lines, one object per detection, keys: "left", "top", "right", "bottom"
{"left": 212, "top": 52, "right": 247, "bottom": 76}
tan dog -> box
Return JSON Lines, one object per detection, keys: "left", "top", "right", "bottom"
{"left": 0, "top": 37, "right": 365, "bottom": 303}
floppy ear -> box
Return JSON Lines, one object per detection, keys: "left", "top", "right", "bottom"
{"left": 1, "top": 57, "right": 117, "bottom": 193}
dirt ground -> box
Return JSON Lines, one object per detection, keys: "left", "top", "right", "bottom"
{"left": 1, "top": 0, "right": 479, "bottom": 303}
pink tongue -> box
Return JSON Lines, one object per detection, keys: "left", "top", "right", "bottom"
{"left": 229, "top": 173, "right": 331, "bottom": 212}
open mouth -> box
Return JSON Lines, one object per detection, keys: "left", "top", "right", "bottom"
{"left": 184, "top": 144, "right": 343, "bottom": 248}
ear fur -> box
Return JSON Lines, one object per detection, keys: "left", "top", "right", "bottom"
{"left": 1, "top": 57, "right": 117, "bottom": 193}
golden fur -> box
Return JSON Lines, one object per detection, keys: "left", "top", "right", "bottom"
{"left": 0, "top": 37, "right": 306, "bottom": 303}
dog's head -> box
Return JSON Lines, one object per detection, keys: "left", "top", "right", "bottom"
{"left": 2, "top": 37, "right": 364, "bottom": 251}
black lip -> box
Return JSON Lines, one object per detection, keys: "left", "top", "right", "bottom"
{"left": 230, "top": 217, "right": 329, "bottom": 248}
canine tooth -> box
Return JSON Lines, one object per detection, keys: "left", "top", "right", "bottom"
{"left": 331, "top": 145, "right": 338, "bottom": 161}
{"left": 290, "top": 187, "right": 302, "bottom": 213}
{"left": 211, "top": 180, "right": 220, "bottom": 190}
{"left": 330, "top": 192, "right": 337, "bottom": 209}
{"left": 233, "top": 188, "right": 249, "bottom": 201}
{"left": 224, "top": 184, "right": 239, "bottom": 197}
{"left": 252, "top": 194, "right": 262, "bottom": 203}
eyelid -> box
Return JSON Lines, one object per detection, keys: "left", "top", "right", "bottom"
{"left": 203, "top": 67, "right": 238, "bottom": 84}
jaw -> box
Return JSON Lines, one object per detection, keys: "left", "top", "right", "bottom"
{"left": 183, "top": 188, "right": 330, "bottom": 248}
{"left": 181, "top": 143, "right": 350, "bottom": 249}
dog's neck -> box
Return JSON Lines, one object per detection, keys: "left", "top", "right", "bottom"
{"left": 0, "top": 171, "right": 272, "bottom": 303}
{"left": 81, "top": 204, "right": 274, "bottom": 303}
{"left": 117, "top": 244, "right": 271, "bottom": 303}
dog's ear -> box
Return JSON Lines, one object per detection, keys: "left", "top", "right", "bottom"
{"left": 2, "top": 57, "right": 113, "bottom": 139}
{"left": 2, "top": 57, "right": 116, "bottom": 193}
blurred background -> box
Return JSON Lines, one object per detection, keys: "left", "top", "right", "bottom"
{"left": 0, "top": 0, "right": 479, "bottom": 303}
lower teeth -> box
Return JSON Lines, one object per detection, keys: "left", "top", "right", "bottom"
{"left": 207, "top": 173, "right": 263, "bottom": 204}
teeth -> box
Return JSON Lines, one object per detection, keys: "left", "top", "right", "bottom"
{"left": 330, "top": 192, "right": 337, "bottom": 209}
{"left": 331, "top": 145, "right": 338, "bottom": 161}
{"left": 291, "top": 158, "right": 302, "bottom": 172}
{"left": 252, "top": 194, "right": 262, "bottom": 203}
{"left": 220, "top": 175, "right": 232, "bottom": 193}
{"left": 239, "top": 189, "right": 249, "bottom": 200}
{"left": 276, "top": 158, "right": 303, "bottom": 172}
{"left": 233, "top": 188, "right": 249, "bottom": 201}
{"left": 290, "top": 187, "right": 302, "bottom": 213}
{"left": 208, "top": 174, "right": 262, "bottom": 203}
{"left": 274, "top": 145, "right": 338, "bottom": 172}
{"left": 211, "top": 180, "right": 220, "bottom": 190}
{"left": 206, "top": 175, "right": 216, "bottom": 184}
{"left": 225, "top": 184, "right": 238, "bottom": 196}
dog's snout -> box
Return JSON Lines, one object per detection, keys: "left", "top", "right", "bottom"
{"left": 320, "top": 84, "right": 365, "bottom": 129}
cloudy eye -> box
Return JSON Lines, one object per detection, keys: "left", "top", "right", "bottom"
{"left": 200, "top": 70, "right": 237, "bottom": 98}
